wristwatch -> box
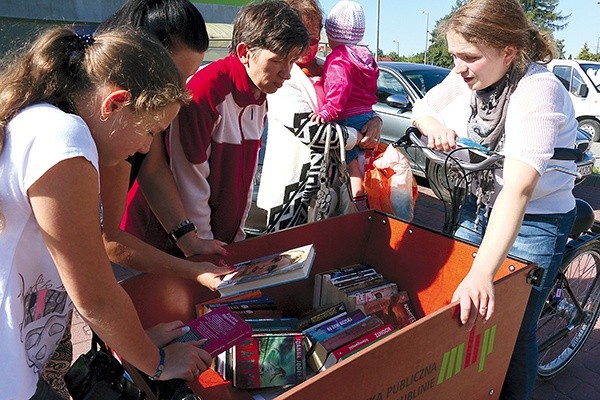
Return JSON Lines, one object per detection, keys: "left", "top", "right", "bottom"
{"left": 168, "top": 219, "right": 197, "bottom": 244}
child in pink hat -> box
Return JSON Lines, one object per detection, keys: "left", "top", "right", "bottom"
{"left": 311, "top": 0, "right": 379, "bottom": 210}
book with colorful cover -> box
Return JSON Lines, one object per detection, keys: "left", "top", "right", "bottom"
{"left": 172, "top": 306, "right": 253, "bottom": 358}
{"left": 306, "top": 315, "right": 384, "bottom": 372}
{"left": 357, "top": 291, "right": 418, "bottom": 329}
{"left": 217, "top": 244, "right": 316, "bottom": 296}
{"left": 303, "top": 309, "right": 367, "bottom": 347}
{"left": 233, "top": 333, "right": 305, "bottom": 389}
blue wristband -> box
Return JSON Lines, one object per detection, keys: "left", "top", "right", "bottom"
{"left": 150, "top": 347, "right": 165, "bottom": 380}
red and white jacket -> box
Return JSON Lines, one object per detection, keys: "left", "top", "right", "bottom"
{"left": 169, "top": 54, "right": 266, "bottom": 243}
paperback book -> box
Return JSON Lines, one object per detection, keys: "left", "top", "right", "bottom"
{"left": 195, "top": 290, "right": 264, "bottom": 316}
{"left": 233, "top": 333, "right": 305, "bottom": 389}
{"left": 217, "top": 244, "right": 316, "bottom": 296}
{"left": 298, "top": 302, "right": 347, "bottom": 331}
{"left": 303, "top": 309, "right": 367, "bottom": 348}
{"left": 171, "top": 306, "right": 253, "bottom": 358}
{"left": 357, "top": 291, "right": 418, "bottom": 329}
{"left": 306, "top": 315, "right": 384, "bottom": 372}
{"left": 319, "top": 323, "right": 396, "bottom": 371}
{"left": 246, "top": 317, "right": 300, "bottom": 333}
{"left": 314, "top": 264, "right": 375, "bottom": 307}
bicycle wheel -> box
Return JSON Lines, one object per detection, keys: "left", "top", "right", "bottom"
{"left": 536, "top": 239, "right": 600, "bottom": 380}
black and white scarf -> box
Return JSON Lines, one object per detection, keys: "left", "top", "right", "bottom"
{"left": 466, "top": 66, "right": 526, "bottom": 226}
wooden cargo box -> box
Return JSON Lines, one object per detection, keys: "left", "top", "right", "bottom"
{"left": 122, "top": 210, "right": 535, "bottom": 400}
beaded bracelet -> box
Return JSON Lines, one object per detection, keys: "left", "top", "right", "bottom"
{"left": 168, "top": 219, "right": 197, "bottom": 244}
{"left": 150, "top": 347, "right": 165, "bottom": 381}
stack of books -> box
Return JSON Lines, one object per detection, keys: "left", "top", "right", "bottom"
{"left": 298, "top": 303, "right": 396, "bottom": 372}
{"left": 196, "top": 292, "right": 306, "bottom": 390}
{"left": 177, "top": 250, "right": 420, "bottom": 393}
{"left": 314, "top": 264, "right": 398, "bottom": 311}
{"left": 304, "top": 265, "right": 419, "bottom": 372}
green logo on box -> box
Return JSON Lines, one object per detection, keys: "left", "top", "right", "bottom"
{"left": 437, "top": 324, "right": 496, "bottom": 384}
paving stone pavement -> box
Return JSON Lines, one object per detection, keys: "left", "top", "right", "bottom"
{"left": 70, "top": 174, "right": 600, "bottom": 399}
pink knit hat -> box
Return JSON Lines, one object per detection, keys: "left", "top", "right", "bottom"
{"left": 325, "top": 0, "right": 365, "bottom": 45}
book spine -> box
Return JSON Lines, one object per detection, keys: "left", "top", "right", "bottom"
{"left": 313, "top": 273, "right": 323, "bottom": 309}
{"left": 332, "top": 324, "right": 395, "bottom": 359}
{"left": 298, "top": 302, "right": 346, "bottom": 331}
{"left": 234, "top": 338, "right": 261, "bottom": 389}
{"left": 304, "top": 309, "right": 366, "bottom": 344}
{"left": 347, "top": 282, "right": 399, "bottom": 306}
{"left": 320, "top": 315, "right": 384, "bottom": 352}
{"left": 293, "top": 334, "right": 306, "bottom": 384}
{"left": 246, "top": 318, "right": 299, "bottom": 333}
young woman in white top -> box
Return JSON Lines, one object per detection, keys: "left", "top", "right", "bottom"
{"left": 411, "top": 0, "right": 577, "bottom": 398}
{"left": 0, "top": 27, "right": 212, "bottom": 399}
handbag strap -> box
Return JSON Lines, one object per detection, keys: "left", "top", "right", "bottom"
{"left": 334, "top": 124, "right": 354, "bottom": 202}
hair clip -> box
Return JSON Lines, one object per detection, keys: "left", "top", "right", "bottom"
{"left": 76, "top": 33, "right": 95, "bottom": 49}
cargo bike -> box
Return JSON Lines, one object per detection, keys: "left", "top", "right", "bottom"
{"left": 121, "top": 206, "right": 540, "bottom": 400}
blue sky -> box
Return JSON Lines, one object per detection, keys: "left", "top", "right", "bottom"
{"left": 318, "top": 0, "right": 598, "bottom": 60}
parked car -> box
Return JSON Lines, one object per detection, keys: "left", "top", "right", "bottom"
{"left": 374, "top": 62, "right": 452, "bottom": 198}
{"left": 546, "top": 59, "right": 600, "bottom": 141}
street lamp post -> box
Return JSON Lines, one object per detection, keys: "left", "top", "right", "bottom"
{"left": 393, "top": 39, "right": 399, "bottom": 56}
{"left": 419, "top": 10, "right": 429, "bottom": 64}
{"left": 376, "top": 0, "right": 381, "bottom": 61}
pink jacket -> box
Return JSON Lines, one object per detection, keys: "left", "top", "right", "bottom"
{"left": 316, "top": 44, "right": 379, "bottom": 122}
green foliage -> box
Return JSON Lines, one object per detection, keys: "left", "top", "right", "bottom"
{"left": 381, "top": 0, "right": 572, "bottom": 68}
{"left": 520, "top": 0, "right": 569, "bottom": 32}
{"left": 577, "top": 43, "right": 600, "bottom": 62}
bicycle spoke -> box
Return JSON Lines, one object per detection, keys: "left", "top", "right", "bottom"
{"left": 536, "top": 242, "right": 600, "bottom": 380}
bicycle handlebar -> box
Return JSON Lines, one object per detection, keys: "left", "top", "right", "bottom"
{"left": 397, "top": 127, "right": 592, "bottom": 179}
{"left": 400, "top": 127, "right": 504, "bottom": 171}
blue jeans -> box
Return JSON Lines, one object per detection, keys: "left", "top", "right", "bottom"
{"left": 454, "top": 194, "right": 575, "bottom": 400}
{"left": 339, "top": 112, "right": 373, "bottom": 163}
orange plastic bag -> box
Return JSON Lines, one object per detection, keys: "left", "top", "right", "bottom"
{"left": 364, "top": 144, "right": 418, "bottom": 221}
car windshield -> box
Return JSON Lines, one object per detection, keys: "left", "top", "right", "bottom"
{"left": 581, "top": 63, "right": 600, "bottom": 90}
{"left": 402, "top": 69, "right": 449, "bottom": 95}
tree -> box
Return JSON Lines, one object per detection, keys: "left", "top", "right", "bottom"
{"left": 425, "top": 0, "right": 464, "bottom": 68}
{"left": 424, "top": 0, "right": 570, "bottom": 67}
{"left": 577, "top": 43, "right": 600, "bottom": 62}
{"left": 520, "top": 0, "right": 569, "bottom": 32}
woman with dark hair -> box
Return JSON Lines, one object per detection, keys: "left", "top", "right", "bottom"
{"left": 96, "top": 0, "right": 230, "bottom": 287}
{"left": 97, "top": 0, "right": 209, "bottom": 78}
{"left": 411, "top": 0, "right": 577, "bottom": 398}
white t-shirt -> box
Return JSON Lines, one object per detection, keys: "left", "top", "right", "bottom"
{"left": 412, "top": 63, "right": 578, "bottom": 214}
{"left": 0, "top": 103, "right": 98, "bottom": 399}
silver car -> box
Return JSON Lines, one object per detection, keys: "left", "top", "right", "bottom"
{"left": 374, "top": 62, "right": 450, "bottom": 181}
